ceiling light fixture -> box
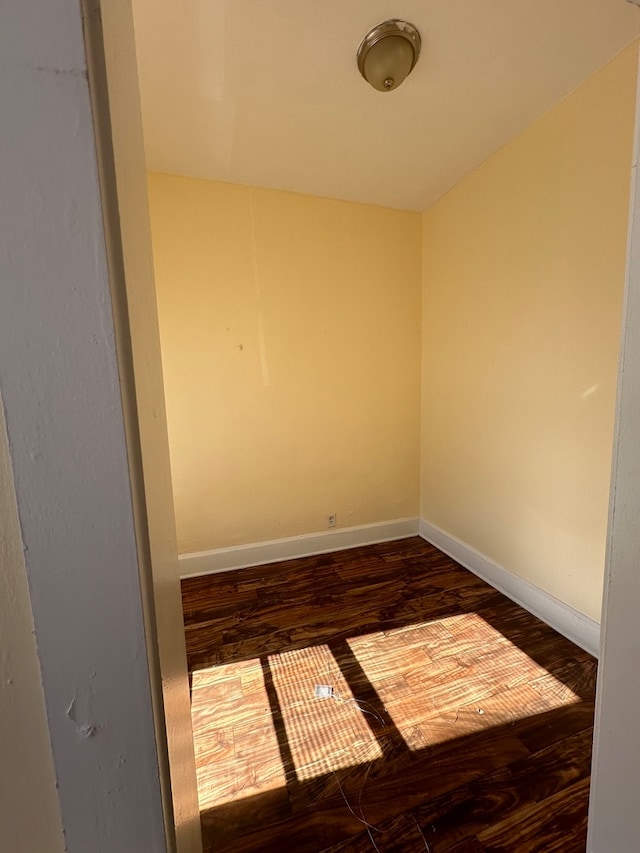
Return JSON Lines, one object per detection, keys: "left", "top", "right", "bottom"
{"left": 357, "top": 20, "right": 421, "bottom": 92}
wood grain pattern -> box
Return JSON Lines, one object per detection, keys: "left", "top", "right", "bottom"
{"left": 181, "top": 537, "right": 596, "bottom": 852}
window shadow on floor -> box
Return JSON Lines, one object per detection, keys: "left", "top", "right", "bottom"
{"left": 199, "top": 701, "right": 594, "bottom": 853}
{"left": 183, "top": 540, "right": 597, "bottom": 852}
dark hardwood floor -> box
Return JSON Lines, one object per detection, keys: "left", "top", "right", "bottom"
{"left": 181, "top": 537, "right": 596, "bottom": 853}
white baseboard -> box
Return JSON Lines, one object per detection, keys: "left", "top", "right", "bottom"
{"left": 179, "top": 517, "right": 420, "bottom": 578}
{"left": 419, "top": 518, "right": 600, "bottom": 658}
{"left": 179, "top": 514, "right": 600, "bottom": 657}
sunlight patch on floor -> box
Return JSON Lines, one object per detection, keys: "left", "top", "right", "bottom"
{"left": 269, "top": 644, "right": 382, "bottom": 781}
{"left": 348, "top": 612, "right": 582, "bottom": 750}
{"left": 191, "top": 614, "right": 584, "bottom": 812}
{"left": 191, "top": 659, "right": 286, "bottom": 810}
{"left": 190, "top": 647, "right": 382, "bottom": 809}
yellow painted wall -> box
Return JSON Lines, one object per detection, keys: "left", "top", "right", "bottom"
{"left": 421, "top": 43, "right": 638, "bottom": 621}
{"left": 148, "top": 175, "right": 422, "bottom": 553}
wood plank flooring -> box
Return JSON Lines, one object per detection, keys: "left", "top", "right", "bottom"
{"left": 181, "top": 537, "right": 596, "bottom": 852}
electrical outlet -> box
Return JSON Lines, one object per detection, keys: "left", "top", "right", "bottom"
{"left": 327, "top": 513, "right": 337, "bottom": 528}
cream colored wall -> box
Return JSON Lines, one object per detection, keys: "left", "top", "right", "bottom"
{"left": 148, "top": 175, "right": 422, "bottom": 554}
{"left": 0, "top": 391, "right": 64, "bottom": 853}
{"left": 421, "top": 43, "right": 638, "bottom": 621}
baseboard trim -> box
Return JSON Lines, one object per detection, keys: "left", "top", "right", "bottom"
{"left": 179, "top": 517, "right": 420, "bottom": 579}
{"left": 419, "top": 518, "right": 600, "bottom": 658}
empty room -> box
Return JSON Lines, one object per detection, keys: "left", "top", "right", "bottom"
{"left": 129, "top": 2, "right": 639, "bottom": 850}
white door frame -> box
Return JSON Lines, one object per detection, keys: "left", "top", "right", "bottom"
{"left": 0, "top": 0, "right": 170, "bottom": 850}
{"left": 0, "top": 0, "right": 200, "bottom": 850}
{"left": 587, "top": 43, "right": 640, "bottom": 853}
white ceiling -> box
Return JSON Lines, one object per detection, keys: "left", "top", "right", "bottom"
{"left": 132, "top": 1, "right": 639, "bottom": 212}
